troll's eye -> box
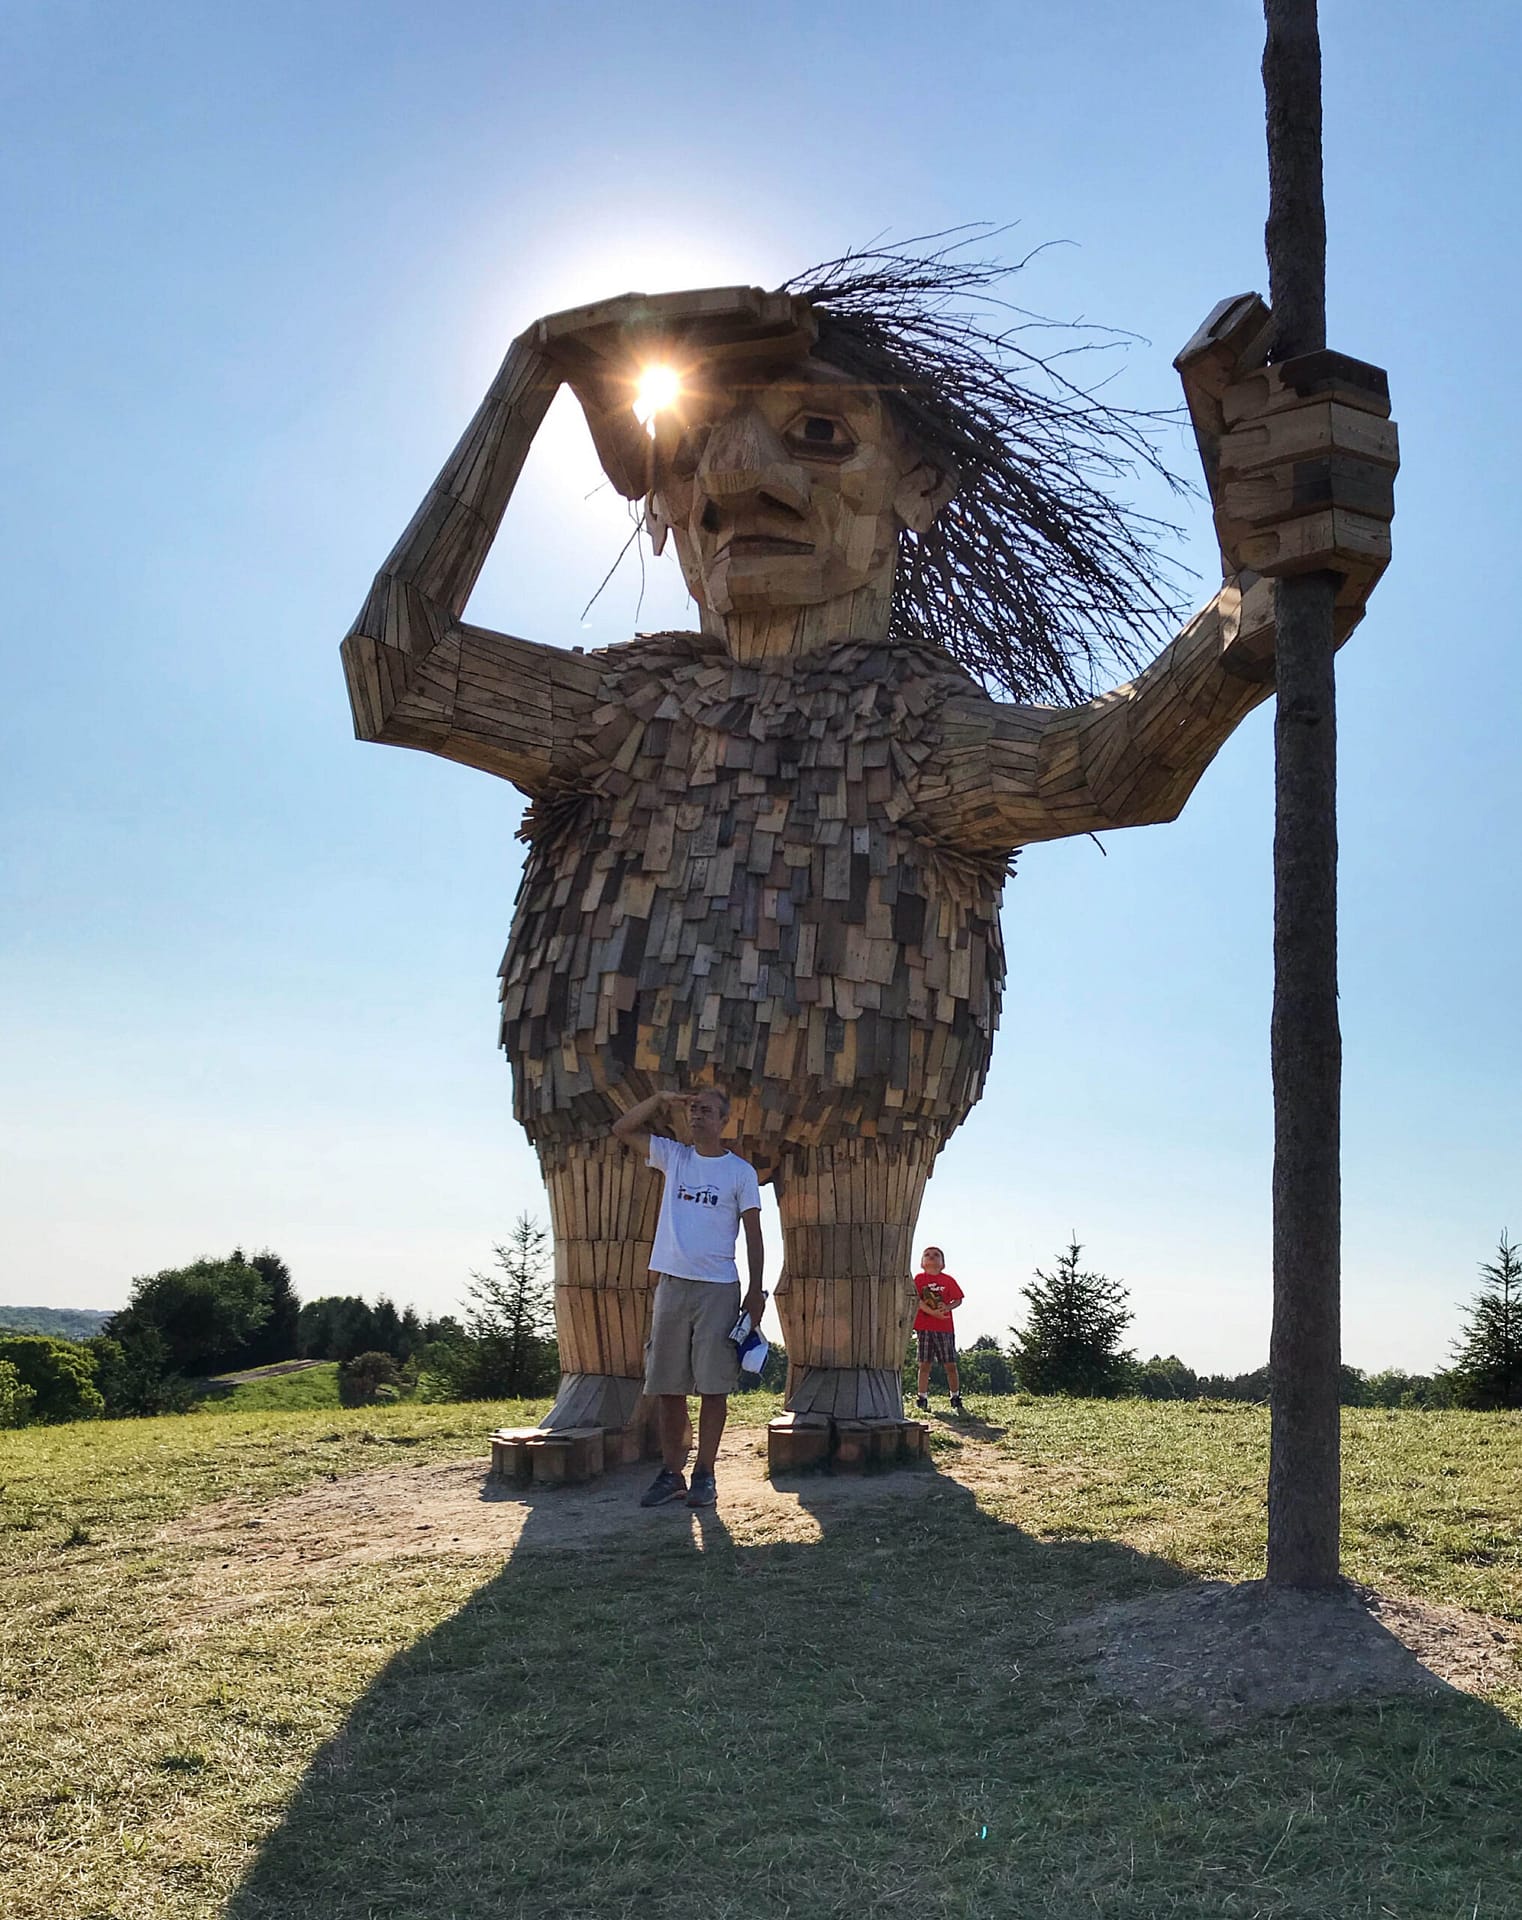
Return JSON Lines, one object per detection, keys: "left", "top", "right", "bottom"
{"left": 784, "top": 413, "right": 855, "bottom": 462}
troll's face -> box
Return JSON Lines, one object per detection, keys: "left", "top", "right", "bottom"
{"left": 645, "top": 356, "right": 956, "bottom": 618}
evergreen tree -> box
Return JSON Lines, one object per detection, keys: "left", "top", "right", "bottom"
{"left": 241, "top": 1252, "right": 300, "bottom": 1367}
{"left": 297, "top": 1296, "right": 379, "bottom": 1363}
{"left": 1450, "top": 1231, "right": 1522, "bottom": 1411}
{"left": 1011, "top": 1239, "right": 1134, "bottom": 1398}
{"left": 370, "top": 1296, "right": 405, "bottom": 1359}
{"left": 398, "top": 1306, "right": 425, "bottom": 1362}
{"left": 445, "top": 1216, "right": 558, "bottom": 1399}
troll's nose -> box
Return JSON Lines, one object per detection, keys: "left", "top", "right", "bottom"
{"left": 694, "top": 408, "right": 811, "bottom": 518}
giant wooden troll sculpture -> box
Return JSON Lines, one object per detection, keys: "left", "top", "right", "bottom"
{"left": 342, "top": 260, "right": 1394, "bottom": 1442}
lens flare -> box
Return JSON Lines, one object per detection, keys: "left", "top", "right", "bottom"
{"left": 634, "top": 364, "right": 681, "bottom": 430}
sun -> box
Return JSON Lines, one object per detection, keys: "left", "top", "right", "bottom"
{"left": 634, "top": 364, "right": 682, "bottom": 430}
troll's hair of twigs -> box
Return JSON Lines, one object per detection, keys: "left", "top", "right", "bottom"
{"left": 782, "top": 235, "right": 1190, "bottom": 703}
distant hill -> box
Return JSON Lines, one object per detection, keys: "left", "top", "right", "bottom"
{"left": 0, "top": 1305, "right": 113, "bottom": 1341}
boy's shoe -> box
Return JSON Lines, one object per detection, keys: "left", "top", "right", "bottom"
{"left": 914, "top": 1394, "right": 930, "bottom": 1413}
{"left": 639, "top": 1467, "right": 687, "bottom": 1508}
{"left": 686, "top": 1468, "right": 718, "bottom": 1509}
{"left": 950, "top": 1395, "right": 966, "bottom": 1416}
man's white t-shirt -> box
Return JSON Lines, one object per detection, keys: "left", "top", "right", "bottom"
{"left": 647, "top": 1136, "right": 762, "bottom": 1284}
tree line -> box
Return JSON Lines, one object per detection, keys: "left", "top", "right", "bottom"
{"left": 0, "top": 1216, "right": 563, "bottom": 1426}
{"left": 916, "top": 1232, "right": 1522, "bottom": 1412}
{"left": 2, "top": 1224, "right": 1516, "bottom": 1428}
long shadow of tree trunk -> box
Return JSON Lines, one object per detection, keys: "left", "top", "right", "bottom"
{"left": 222, "top": 1461, "right": 1522, "bottom": 1920}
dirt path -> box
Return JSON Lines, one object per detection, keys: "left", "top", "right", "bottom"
{"left": 164, "top": 1431, "right": 1521, "bottom": 1713}
{"left": 166, "top": 1426, "right": 942, "bottom": 1593}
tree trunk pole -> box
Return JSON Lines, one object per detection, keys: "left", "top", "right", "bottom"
{"left": 1263, "top": 0, "right": 1343, "bottom": 1587}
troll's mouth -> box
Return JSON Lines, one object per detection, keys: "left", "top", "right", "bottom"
{"left": 720, "top": 534, "right": 814, "bottom": 558}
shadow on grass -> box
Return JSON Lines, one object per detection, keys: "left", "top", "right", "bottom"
{"left": 223, "top": 1459, "right": 1522, "bottom": 1920}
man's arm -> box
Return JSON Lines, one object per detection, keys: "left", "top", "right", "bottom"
{"left": 611, "top": 1090, "right": 688, "bottom": 1159}
{"left": 741, "top": 1210, "right": 765, "bottom": 1326}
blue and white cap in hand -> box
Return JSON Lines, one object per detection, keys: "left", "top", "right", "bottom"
{"left": 734, "top": 1326, "right": 770, "bottom": 1375}
{"left": 728, "top": 1294, "right": 769, "bottom": 1374}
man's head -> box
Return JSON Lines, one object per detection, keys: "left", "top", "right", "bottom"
{"left": 686, "top": 1086, "right": 731, "bottom": 1148}
{"left": 645, "top": 356, "right": 956, "bottom": 620}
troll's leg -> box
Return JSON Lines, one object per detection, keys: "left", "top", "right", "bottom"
{"left": 539, "top": 1136, "right": 662, "bottom": 1433}
{"left": 774, "top": 1135, "right": 938, "bottom": 1422}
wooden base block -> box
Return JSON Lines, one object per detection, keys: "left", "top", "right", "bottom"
{"left": 602, "top": 1423, "right": 646, "bottom": 1467}
{"left": 488, "top": 1426, "right": 543, "bottom": 1482}
{"left": 767, "top": 1412, "right": 831, "bottom": 1475}
{"left": 527, "top": 1426, "right": 605, "bottom": 1486}
{"left": 490, "top": 1424, "right": 605, "bottom": 1485}
{"left": 831, "top": 1420, "right": 871, "bottom": 1472}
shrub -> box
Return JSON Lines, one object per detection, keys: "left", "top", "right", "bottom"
{"left": 339, "top": 1350, "right": 404, "bottom": 1408}
{"left": 0, "top": 1357, "right": 36, "bottom": 1428}
{"left": 88, "top": 1323, "right": 195, "bottom": 1417}
{"left": 0, "top": 1335, "right": 103, "bottom": 1423}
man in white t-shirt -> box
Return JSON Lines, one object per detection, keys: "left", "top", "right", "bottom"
{"left": 612, "top": 1087, "right": 764, "bottom": 1509}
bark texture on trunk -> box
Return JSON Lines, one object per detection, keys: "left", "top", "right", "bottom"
{"left": 1263, "top": 0, "right": 1343, "bottom": 1589}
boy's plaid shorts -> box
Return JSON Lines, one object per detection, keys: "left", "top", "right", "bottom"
{"left": 916, "top": 1328, "right": 957, "bottom": 1365}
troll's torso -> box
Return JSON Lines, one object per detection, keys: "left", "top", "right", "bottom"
{"left": 498, "top": 633, "right": 1011, "bottom": 1176}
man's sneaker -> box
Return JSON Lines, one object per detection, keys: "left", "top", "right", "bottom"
{"left": 639, "top": 1467, "right": 687, "bottom": 1508}
{"left": 950, "top": 1394, "right": 966, "bottom": 1416}
{"left": 915, "top": 1394, "right": 930, "bottom": 1413}
{"left": 686, "top": 1467, "right": 718, "bottom": 1509}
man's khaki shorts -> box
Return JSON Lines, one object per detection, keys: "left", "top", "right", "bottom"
{"left": 643, "top": 1274, "right": 742, "bottom": 1397}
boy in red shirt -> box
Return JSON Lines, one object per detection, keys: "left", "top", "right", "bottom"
{"left": 912, "top": 1245, "right": 966, "bottom": 1416}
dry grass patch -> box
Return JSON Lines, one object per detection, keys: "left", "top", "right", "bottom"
{"left": 2, "top": 1397, "right": 1520, "bottom": 1920}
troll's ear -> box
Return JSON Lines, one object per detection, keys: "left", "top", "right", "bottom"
{"left": 893, "top": 458, "right": 959, "bottom": 536}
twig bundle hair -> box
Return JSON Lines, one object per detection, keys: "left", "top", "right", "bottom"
{"left": 783, "top": 232, "right": 1190, "bottom": 702}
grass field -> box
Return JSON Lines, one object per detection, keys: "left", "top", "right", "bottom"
{"left": 193, "top": 1362, "right": 342, "bottom": 1413}
{"left": 2, "top": 1397, "right": 1519, "bottom": 1918}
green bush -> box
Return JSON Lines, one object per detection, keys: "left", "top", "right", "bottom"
{"left": 0, "top": 1335, "right": 103, "bottom": 1423}
{"left": 88, "top": 1325, "right": 195, "bottom": 1416}
{"left": 0, "top": 1357, "right": 36, "bottom": 1428}
{"left": 338, "top": 1350, "right": 404, "bottom": 1408}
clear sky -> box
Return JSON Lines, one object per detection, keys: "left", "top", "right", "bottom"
{"left": 3, "top": 1, "right": 1517, "bottom": 1372}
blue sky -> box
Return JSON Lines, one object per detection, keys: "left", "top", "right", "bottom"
{"left": 2, "top": 1, "right": 1517, "bottom": 1371}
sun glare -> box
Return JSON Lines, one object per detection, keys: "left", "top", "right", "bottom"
{"left": 634, "top": 364, "right": 681, "bottom": 431}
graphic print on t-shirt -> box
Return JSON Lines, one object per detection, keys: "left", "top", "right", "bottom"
{"left": 676, "top": 1178, "right": 721, "bottom": 1209}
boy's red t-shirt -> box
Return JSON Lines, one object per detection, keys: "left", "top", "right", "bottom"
{"left": 912, "top": 1270, "right": 964, "bottom": 1331}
